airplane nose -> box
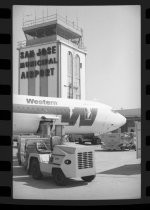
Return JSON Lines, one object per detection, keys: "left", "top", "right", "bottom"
{"left": 118, "top": 113, "right": 126, "bottom": 127}
{"left": 110, "top": 111, "right": 126, "bottom": 130}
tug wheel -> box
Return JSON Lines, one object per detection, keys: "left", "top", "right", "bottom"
{"left": 81, "top": 175, "right": 96, "bottom": 182}
{"left": 52, "top": 168, "right": 68, "bottom": 186}
{"left": 30, "top": 159, "right": 43, "bottom": 180}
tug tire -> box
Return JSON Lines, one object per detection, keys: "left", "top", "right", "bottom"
{"left": 30, "top": 159, "right": 43, "bottom": 180}
{"left": 81, "top": 175, "right": 96, "bottom": 182}
{"left": 52, "top": 168, "right": 68, "bottom": 186}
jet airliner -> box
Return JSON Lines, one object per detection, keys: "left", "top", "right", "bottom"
{"left": 13, "top": 95, "right": 126, "bottom": 135}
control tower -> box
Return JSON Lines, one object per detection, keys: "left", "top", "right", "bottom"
{"left": 18, "top": 13, "right": 86, "bottom": 99}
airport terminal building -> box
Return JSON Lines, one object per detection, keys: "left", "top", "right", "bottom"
{"left": 18, "top": 14, "right": 86, "bottom": 100}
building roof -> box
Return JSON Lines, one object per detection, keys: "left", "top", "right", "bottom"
{"left": 115, "top": 108, "right": 141, "bottom": 118}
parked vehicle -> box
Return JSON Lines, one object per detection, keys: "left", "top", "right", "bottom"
{"left": 68, "top": 133, "right": 101, "bottom": 145}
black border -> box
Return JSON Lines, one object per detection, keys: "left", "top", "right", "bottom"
{"left": 0, "top": 0, "right": 149, "bottom": 206}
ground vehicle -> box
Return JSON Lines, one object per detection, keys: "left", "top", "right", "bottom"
{"left": 17, "top": 136, "right": 96, "bottom": 185}
{"left": 69, "top": 133, "right": 101, "bottom": 145}
{"left": 101, "top": 133, "right": 136, "bottom": 151}
{"left": 101, "top": 133, "right": 125, "bottom": 151}
{"left": 16, "top": 135, "right": 40, "bottom": 165}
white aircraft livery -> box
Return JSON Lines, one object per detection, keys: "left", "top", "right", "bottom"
{"left": 13, "top": 95, "right": 126, "bottom": 135}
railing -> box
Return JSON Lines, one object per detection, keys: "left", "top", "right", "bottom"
{"left": 23, "top": 13, "right": 82, "bottom": 33}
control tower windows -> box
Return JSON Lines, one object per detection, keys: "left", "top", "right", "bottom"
{"left": 73, "top": 54, "right": 81, "bottom": 99}
{"left": 67, "top": 52, "right": 81, "bottom": 99}
{"left": 67, "top": 51, "right": 73, "bottom": 98}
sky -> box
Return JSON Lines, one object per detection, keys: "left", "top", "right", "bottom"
{"left": 13, "top": 5, "right": 141, "bottom": 110}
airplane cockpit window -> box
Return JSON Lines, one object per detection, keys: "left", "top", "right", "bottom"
{"left": 111, "top": 110, "right": 118, "bottom": 114}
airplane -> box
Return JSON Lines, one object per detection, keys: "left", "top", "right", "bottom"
{"left": 13, "top": 94, "right": 126, "bottom": 136}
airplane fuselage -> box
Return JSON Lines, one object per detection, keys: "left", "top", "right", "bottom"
{"left": 13, "top": 95, "right": 126, "bottom": 135}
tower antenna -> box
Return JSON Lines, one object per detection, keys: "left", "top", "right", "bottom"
{"left": 35, "top": 9, "right": 36, "bottom": 24}
{"left": 47, "top": 8, "right": 48, "bottom": 17}
{"left": 56, "top": 8, "right": 57, "bottom": 18}
{"left": 22, "top": 13, "right": 24, "bottom": 26}
{"left": 76, "top": 16, "right": 78, "bottom": 28}
{"left": 42, "top": 8, "right": 44, "bottom": 22}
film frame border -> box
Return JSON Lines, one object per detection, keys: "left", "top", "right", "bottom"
{"left": 0, "top": 0, "right": 149, "bottom": 206}
{"left": 144, "top": 3, "right": 150, "bottom": 200}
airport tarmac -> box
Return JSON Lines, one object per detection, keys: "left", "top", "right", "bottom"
{"left": 13, "top": 144, "right": 141, "bottom": 200}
